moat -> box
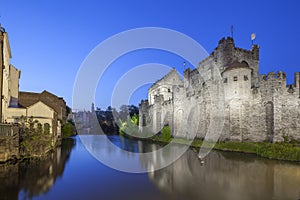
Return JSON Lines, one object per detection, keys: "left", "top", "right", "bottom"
{"left": 1, "top": 135, "right": 300, "bottom": 200}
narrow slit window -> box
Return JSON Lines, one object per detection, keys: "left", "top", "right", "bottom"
{"left": 233, "top": 76, "right": 238, "bottom": 81}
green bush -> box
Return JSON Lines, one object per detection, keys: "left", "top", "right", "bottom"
{"left": 161, "top": 125, "right": 171, "bottom": 142}
{"left": 118, "top": 114, "right": 139, "bottom": 137}
{"left": 62, "top": 122, "right": 74, "bottom": 138}
{"left": 19, "top": 117, "right": 53, "bottom": 157}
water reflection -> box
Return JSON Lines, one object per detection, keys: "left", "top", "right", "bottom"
{"left": 1, "top": 135, "right": 300, "bottom": 200}
{"left": 80, "top": 135, "right": 300, "bottom": 199}
{"left": 0, "top": 138, "right": 75, "bottom": 200}
{"left": 142, "top": 146, "right": 300, "bottom": 200}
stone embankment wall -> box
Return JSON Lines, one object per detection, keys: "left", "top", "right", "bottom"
{"left": 0, "top": 125, "right": 19, "bottom": 162}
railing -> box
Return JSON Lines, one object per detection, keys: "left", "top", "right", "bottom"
{"left": 0, "top": 124, "right": 18, "bottom": 137}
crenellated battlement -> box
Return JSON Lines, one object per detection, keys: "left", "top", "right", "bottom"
{"left": 139, "top": 99, "right": 149, "bottom": 108}
{"left": 214, "top": 37, "right": 259, "bottom": 62}
{"left": 260, "top": 71, "right": 286, "bottom": 82}
{"left": 140, "top": 36, "right": 300, "bottom": 143}
{"left": 259, "top": 71, "right": 300, "bottom": 96}
{"left": 294, "top": 72, "right": 300, "bottom": 88}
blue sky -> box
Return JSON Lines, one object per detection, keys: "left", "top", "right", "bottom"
{"left": 0, "top": 0, "right": 299, "bottom": 110}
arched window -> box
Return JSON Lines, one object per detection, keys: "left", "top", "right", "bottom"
{"left": 44, "top": 123, "right": 51, "bottom": 134}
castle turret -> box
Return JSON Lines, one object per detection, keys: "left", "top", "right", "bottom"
{"left": 215, "top": 37, "right": 235, "bottom": 66}
{"left": 91, "top": 103, "right": 95, "bottom": 112}
{"left": 140, "top": 36, "right": 300, "bottom": 143}
{"left": 222, "top": 60, "right": 252, "bottom": 101}
{"left": 295, "top": 72, "right": 300, "bottom": 97}
{"left": 221, "top": 60, "right": 253, "bottom": 141}
{"left": 211, "top": 37, "right": 260, "bottom": 88}
{"left": 138, "top": 100, "right": 149, "bottom": 132}
{"left": 184, "top": 68, "right": 191, "bottom": 88}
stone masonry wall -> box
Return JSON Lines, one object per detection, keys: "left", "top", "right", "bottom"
{"left": 139, "top": 37, "right": 300, "bottom": 143}
{"left": 0, "top": 125, "right": 19, "bottom": 162}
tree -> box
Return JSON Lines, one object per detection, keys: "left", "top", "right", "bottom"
{"left": 19, "top": 117, "right": 53, "bottom": 157}
{"left": 128, "top": 105, "right": 139, "bottom": 117}
{"left": 119, "top": 114, "right": 139, "bottom": 137}
{"left": 66, "top": 106, "right": 72, "bottom": 116}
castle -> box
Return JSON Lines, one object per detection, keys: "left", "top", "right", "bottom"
{"left": 139, "top": 37, "right": 300, "bottom": 142}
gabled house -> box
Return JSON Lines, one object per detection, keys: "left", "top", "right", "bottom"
{"left": 0, "top": 24, "right": 66, "bottom": 139}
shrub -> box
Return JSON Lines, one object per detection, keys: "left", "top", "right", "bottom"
{"left": 161, "top": 125, "right": 171, "bottom": 142}
{"left": 119, "top": 114, "right": 139, "bottom": 137}
{"left": 62, "top": 122, "right": 76, "bottom": 138}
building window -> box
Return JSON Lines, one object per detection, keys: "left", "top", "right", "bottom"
{"left": 244, "top": 75, "right": 248, "bottom": 81}
{"left": 168, "top": 88, "right": 171, "bottom": 92}
{"left": 223, "top": 78, "right": 228, "bottom": 83}
{"left": 233, "top": 76, "right": 238, "bottom": 81}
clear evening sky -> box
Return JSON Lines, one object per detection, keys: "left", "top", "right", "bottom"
{"left": 0, "top": 0, "right": 299, "bottom": 110}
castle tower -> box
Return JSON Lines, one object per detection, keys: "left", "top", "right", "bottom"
{"left": 138, "top": 99, "right": 149, "bottom": 132}
{"left": 222, "top": 60, "right": 252, "bottom": 141}
{"left": 212, "top": 37, "right": 260, "bottom": 88}
{"left": 222, "top": 60, "right": 252, "bottom": 100}
{"left": 91, "top": 102, "right": 95, "bottom": 112}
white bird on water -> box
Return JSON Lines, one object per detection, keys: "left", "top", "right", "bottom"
{"left": 198, "top": 156, "right": 205, "bottom": 165}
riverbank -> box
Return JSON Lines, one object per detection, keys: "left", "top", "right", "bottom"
{"left": 146, "top": 135, "right": 300, "bottom": 162}
{"left": 0, "top": 132, "right": 61, "bottom": 164}
{"left": 0, "top": 142, "right": 60, "bottom": 164}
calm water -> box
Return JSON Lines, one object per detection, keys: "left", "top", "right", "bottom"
{"left": 1, "top": 135, "right": 300, "bottom": 200}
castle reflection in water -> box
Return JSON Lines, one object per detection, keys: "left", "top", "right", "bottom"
{"left": 137, "top": 141, "right": 300, "bottom": 200}
{"left": 1, "top": 135, "right": 299, "bottom": 200}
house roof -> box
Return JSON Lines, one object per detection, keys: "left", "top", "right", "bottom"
{"left": 19, "top": 90, "right": 64, "bottom": 111}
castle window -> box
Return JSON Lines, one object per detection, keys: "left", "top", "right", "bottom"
{"left": 244, "top": 75, "right": 248, "bottom": 81}
{"left": 223, "top": 78, "right": 228, "bottom": 83}
{"left": 233, "top": 77, "right": 238, "bottom": 81}
{"left": 168, "top": 88, "right": 171, "bottom": 92}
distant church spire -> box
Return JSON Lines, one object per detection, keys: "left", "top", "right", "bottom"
{"left": 91, "top": 103, "right": 95, "bottom": 112}
{"left": 230, "top": 25, "right": 234, "bottom": 39}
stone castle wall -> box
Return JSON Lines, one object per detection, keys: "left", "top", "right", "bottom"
{"left": 139, "top": 37, "right": 300, "bottom": 142}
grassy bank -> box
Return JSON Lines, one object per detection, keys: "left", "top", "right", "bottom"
{"left": 214, "top": 141, "right": 300, "bottom": 162}
{"left": 149, "top": 134, "right": 300, "bottom": 162}
{"left": 121, "top": 115, "right": 300, "bottom": 162}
